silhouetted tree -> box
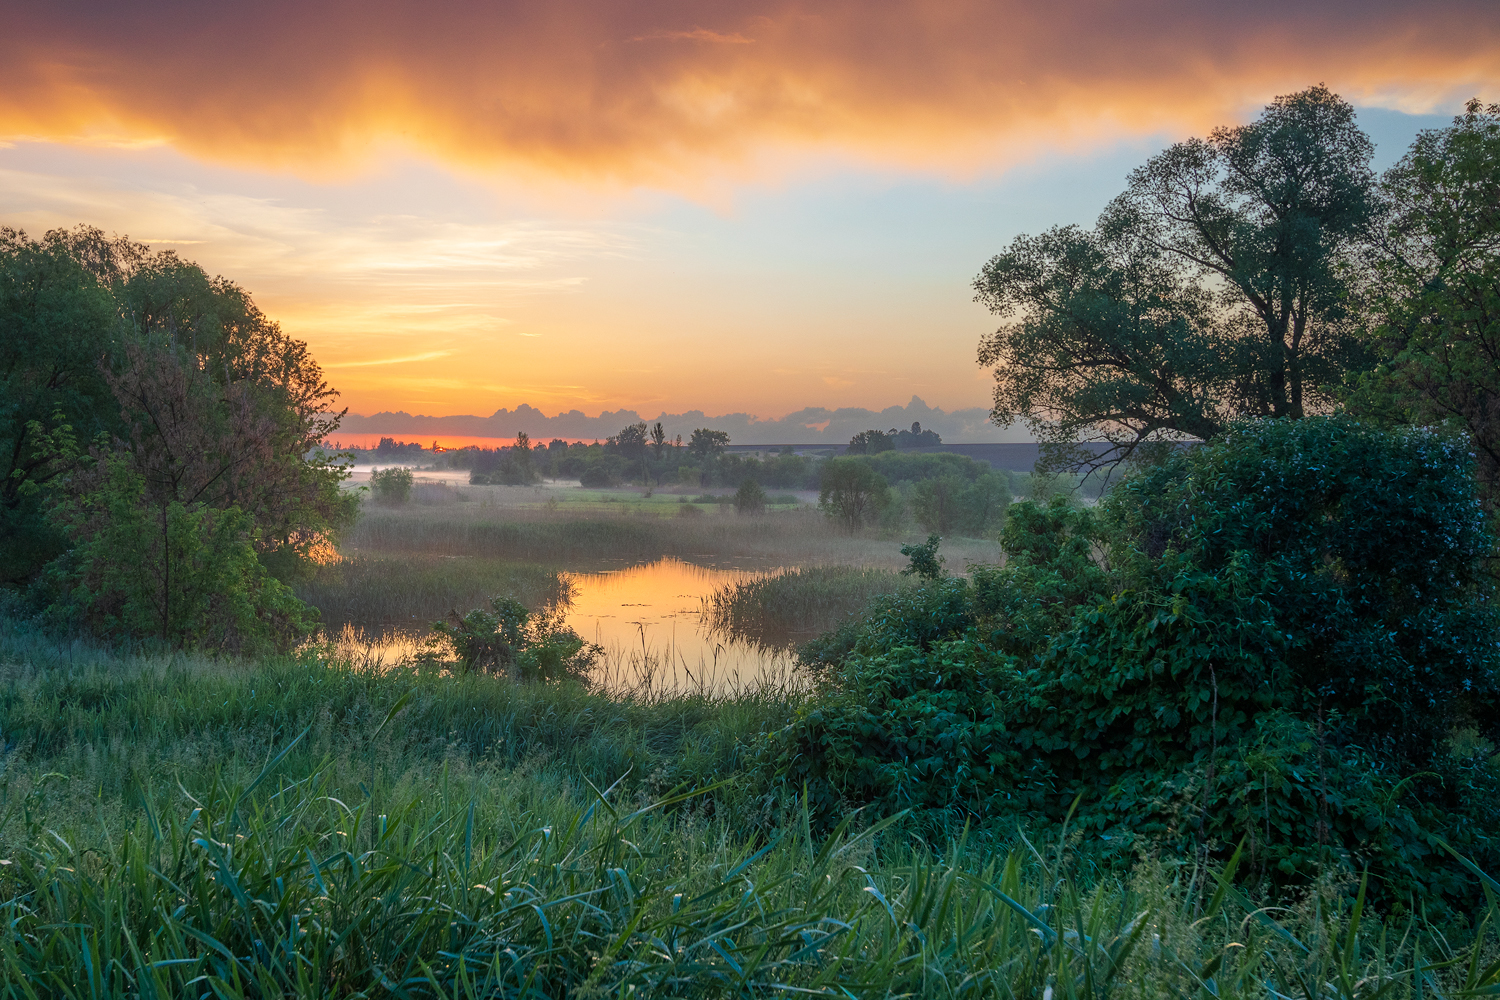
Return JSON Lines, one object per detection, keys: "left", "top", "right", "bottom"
{"left": 976, "top": 86, "right": 1375, "bottom": 472}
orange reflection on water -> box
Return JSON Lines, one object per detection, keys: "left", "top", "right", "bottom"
{"left": 564, "top": 557, "right": 791, "bottom": 692}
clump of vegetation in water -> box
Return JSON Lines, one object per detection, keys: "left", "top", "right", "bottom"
{"left": 427, "top": 595, "right": 600, "bottom": 682}
{"left": 701, "top": 565, "right": 907, "bottom": 648}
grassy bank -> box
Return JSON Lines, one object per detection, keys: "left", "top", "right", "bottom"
{"left": 1, "top": 614, "right": 1497, "bottom": 997}
{"left": 343, "top": 502, "right": 1003, "bottom": 571}
{"left": 293, "top": 555, "right": 572, "bottom": 633}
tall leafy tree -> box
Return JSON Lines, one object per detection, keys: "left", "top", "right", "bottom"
{"left": 0, "top": 227, "right": 124, "bottom": 582}
{"left": 975, "top": 85, "right": 1375, "bottom": 470}
{"left": 687, "top": 427, "right": 729, "bottom": 485}
{"left": 4, "top": 225, "right": 355, "bottom": 648}
{"left": 1352, "top": 100, "right": 1500, "bottom": 516}
{"left": 817, "top": 458, "right": 888, "bottom": 529}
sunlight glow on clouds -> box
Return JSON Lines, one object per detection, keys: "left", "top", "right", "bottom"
{"left": 3, "top": 1, "right": 1495, "bottom": 186}
{"left": 1, "top": 1, "right": 1493, "bottom": 425}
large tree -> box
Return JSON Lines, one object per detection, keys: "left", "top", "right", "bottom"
{"left": 0, "top": 227, "right": 125, "bottom": 582}
{"left": 1351, "top": 100, "right": 1500, "bottom": 516}
{"left": 975, "top": 85, "right": 1375, "bottom": 470}
{"left": 3, "top": 226, "right": 355, "bottom": 644}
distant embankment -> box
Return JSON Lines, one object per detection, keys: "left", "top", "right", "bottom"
{"left": 724, "top": 443, "right": 1113, "bottom": 473}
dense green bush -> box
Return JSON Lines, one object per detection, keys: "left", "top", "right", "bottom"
{"left": 769, "top": 418, "right": 1500, "bottom": 911}
{"left": 578, "top": 465, "right": 616, "bottom": 487}
{"left": 368, "top": 466, "right": 414, "bottom": 503}
{"left": 427, "top": 595, "right": 600, "bottom": 682}
{"left": 35, "top": 453, "right": 315, "bottom": 653}
{"left": 733, "top": 477, "right": 768, "bottom": 514}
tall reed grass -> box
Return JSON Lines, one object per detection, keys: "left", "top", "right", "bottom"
{"left": 700, "top": 566, "right": 907, "bottom": 648}
{"left": 293, "top": 555, "right": 571, "bottom": 632}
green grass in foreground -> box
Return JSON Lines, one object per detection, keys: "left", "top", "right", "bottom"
{"left": 0, "top": 614, "right": 1497, "bottom": 998}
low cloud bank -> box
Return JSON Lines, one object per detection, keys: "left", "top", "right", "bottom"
{"left": 338, "top": 396, "right": 1028, "bottom": 446}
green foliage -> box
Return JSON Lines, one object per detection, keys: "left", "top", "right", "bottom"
{"left": 900, "top": 533, "right": 946, "bottom": 580}
{"left": 817, "top": 457, "right": 889, "bottom": 529}
{"left": 733, "top": 476, "right": 768, "bottom": 514}
{"left": 0, "top": 227, "right": 124, "bottom": 583}
{"left": 737, "top": 450, "right": 815, "bottom": 489}
{"left": 846, "top": 428, "right": 894, "bottom": 454}
{"left": 769, "top": 419, "right": 1500, "bottom": 911}
{"left": 2, "top": 224, "right": 355, "bottom": 640}
{"left": 368, "top": 466, "right": 414, "bottom": 504}
{"left": 1350, "top": 99, "right": 1500, "bottom": 517}
{"left": 911, "top": 471, "right": 1013, "bottom": 536}
{"left": 428, "top": 595, "right": 599, "bottom": 682}
{"left": 1103, "top": 418, "right": 1496, "bottom": 749}
{"left": 976, "top": 86, "right": 1375, "bottom": 472}
{"left": 578, "top": 464, "right": 616, "bottom": 487}
{"left": 35, "top": 452, "right": 315, "bottom": 653}
{"left": 687, "top": 428, "right": 729, "bottom": 461}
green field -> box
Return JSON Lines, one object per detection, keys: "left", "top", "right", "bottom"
{"left": 4, "top": 611, "right": 1496, "bottom": 998}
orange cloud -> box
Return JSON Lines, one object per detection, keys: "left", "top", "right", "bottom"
{"left": 3, "top": 1, "right": 1496, "bottom": 187}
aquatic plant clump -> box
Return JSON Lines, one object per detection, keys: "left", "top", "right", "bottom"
{"left": 700, "top": 565, "right": 907, "bottom": 648}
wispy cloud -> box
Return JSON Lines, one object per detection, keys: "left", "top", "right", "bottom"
{"left": 628, "top": 28, "right": 754, "bottom": 44}
{"left": 2, "top": 1, "right": 1494, "bottom": 187}
{"left": 324, "top": 350, "right": 455, "bottom": 367}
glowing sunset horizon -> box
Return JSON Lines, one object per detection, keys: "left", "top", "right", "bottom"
{"left": 4, "top": 0, "right": 1495, "bottom": 422}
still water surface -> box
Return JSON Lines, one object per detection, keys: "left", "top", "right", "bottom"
{"left": 562, "top": 558, "right": 795, "bottom": 692}
{"left": 335, "top": 557, "right": 796, "bottom": 693}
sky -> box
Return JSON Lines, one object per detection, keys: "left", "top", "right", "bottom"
{"left": 3, "top": 0, "right": 1497, "bottom": 432}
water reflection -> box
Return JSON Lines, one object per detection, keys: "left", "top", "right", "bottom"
{"left": 325, "top": 557, "right": 799, "bottom": 694}
{"left": 562, "top": 558, "right": 794, "bottom": 693}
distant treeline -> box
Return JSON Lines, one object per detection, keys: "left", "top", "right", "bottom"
{"left": 349, "top": 420, "right": 950, "bottom": 492}
{"left": 356, "top": 426, "right": 1042, "bottom": 538}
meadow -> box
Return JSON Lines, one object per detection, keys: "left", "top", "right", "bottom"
{"left": 2, "top": 472, "right": 1497, "bottom": 998}
{"left": 2, "top": 611, "right": 1496, "bottom": 998}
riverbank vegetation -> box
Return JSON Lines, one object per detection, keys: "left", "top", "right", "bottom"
{"left": 1, "top": 611, "right": 1497, "bottom": 997}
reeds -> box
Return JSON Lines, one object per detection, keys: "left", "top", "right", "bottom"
{"left": 699, "top": 566, "right": 907, "bottom": 648}
{"left": 342, "top": 503, "right": 1002, "bottom": 572}
{"left": 293, "top": 554, "right": 571, "bottom": 633}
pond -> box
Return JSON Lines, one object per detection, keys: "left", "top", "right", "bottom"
{"left": 330, "top": 556, "right": 800, "bottom": 694}
{"left": 562, "top": 558, "right": 798, "bottom": 694}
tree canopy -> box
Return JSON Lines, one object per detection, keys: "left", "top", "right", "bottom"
{"left": 1350, "top": 100, "right": 1500, "bottom": 514}
{"left": 2, "top": 225, "right": 355, "bottom": 649}
{"left": 975, "top": 86, "right": 1375, "bottom": 471}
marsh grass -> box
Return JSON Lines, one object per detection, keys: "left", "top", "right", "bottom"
{"left": 345, "top": 503, "right": 1002, "bottom": 571}
{"left": 293, "top": 554, "right": 571, "bottom": 632}
{"left": 700, "top": 566, "right": 908, "bottom": 648}
{"left": 1, "top": 615, "right": 1497, "bottom": 997}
